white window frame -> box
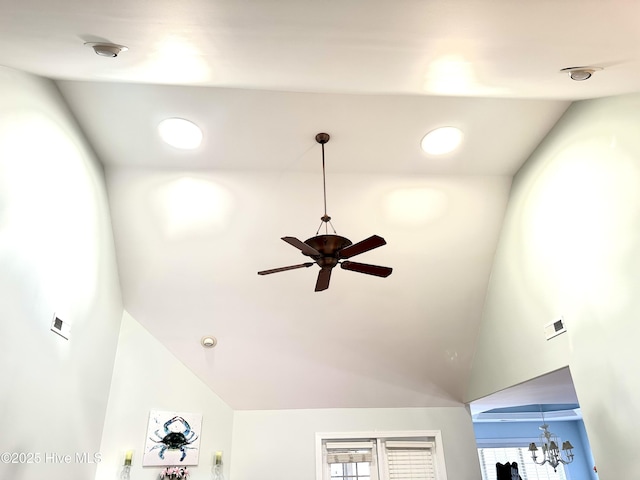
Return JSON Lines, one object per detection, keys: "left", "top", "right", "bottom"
{"left": 316, "top": 430, "right": 448, "bottom": 480}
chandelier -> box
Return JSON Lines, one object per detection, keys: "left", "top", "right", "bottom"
{"left": 528, "top": 409, "right": 575, "bottom": 472}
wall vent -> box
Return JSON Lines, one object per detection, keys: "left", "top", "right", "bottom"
{"left": 50, "top": 314, "right": 70, "bottom": 340}
{"left": 545, "top": 317, "right": 566, "bottom": 340}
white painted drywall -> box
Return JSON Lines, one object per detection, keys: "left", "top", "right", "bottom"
{"left": 96, "top": 311, "right": 234, "bottom": 480}
{"left": 231, "top": 407, "right": 480, "bottom": 480}
{"left": 0, "top": 67, "right": 123, "bottom": 479}
{"left": 468, "top": 92, "right": 640, "bottom": 478}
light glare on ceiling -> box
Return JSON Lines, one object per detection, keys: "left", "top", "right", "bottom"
{"left": 424, "top": 55, "right": 476, "bottom": 95}
{"left": 382, "top": 187, "right": 449, "bottom": 226}
{"left": 421, "top": 127, "right": 463, "bottom": 155}
{"left": 140, "top": 36, "right": 211, "bottom": 83}
{"left": 158, "top": 118, "right": 203, "bottom": 149}
{"left": 156, "top": 177, "right": 233, "bottom": 240}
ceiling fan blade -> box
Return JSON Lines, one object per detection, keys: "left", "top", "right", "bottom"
{"left": 282, "top": 236, "right": 321, "bottom": 257}
{"left": 338, "top": 234, "right": 386, "bottom": 259}
{"left": 340, "top": 261, "right": 393, "bottom": 277}
{"left": 258, "top": 262, "right": 314, "bottom": 275}
{"left": 315, "top": 267, "right": 332, "bottom": 291}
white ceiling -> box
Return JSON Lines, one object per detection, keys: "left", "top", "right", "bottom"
{"left": 4, "top": 0, "right": 640, "bottom": 98}
{"left": 4, "top": 0, "right": 640, "bottom": 410}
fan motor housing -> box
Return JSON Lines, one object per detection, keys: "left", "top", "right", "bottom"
{"left": 304, "top": 235, "right": 352, "bottom": 254}
{"left": 304, "top": 234, "right": 351, "bottom": 268}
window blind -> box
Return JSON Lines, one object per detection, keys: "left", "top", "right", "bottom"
{"left": 326, "top": 441, "right": 374, "bottom": 464}
{"left": 477, "top": 447, "right": 568, "bottom": 480}
{"left": 385, "top": 441, "right": 435, "bottom": 480}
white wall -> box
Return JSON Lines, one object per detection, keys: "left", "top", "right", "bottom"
{"left": 96, "top": 311, "right": 234, "bottom": 480}
{"left": 0, "top": 67, "right": 123, "bottom": 479}
{"left": 231, "top": 407, "right": 480, "bottom": 480}
{"left": 468, "top": 92, "right": 640, "bottom": 478}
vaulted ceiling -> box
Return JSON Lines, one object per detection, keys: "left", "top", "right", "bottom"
{"left": 4, "top": 0, "right": 639, "bottom": 410}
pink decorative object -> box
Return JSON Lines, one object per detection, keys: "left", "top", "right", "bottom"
{"left": 159, "top": 466, "right": 189, "bottom": 479}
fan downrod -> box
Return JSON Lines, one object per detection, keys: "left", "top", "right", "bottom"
{"left": 316, "top": 132, "right": 333, "bottom": 230}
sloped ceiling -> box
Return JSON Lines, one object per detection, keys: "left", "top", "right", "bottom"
{"left": 4, "top": 0, "right": 640, "bottom": 410}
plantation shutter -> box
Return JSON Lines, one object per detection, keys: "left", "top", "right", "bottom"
{"left": 384, "top": 441, "right": 436, "bottom": 480}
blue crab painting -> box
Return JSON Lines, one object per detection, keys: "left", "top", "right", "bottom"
{"left": 144, "top": 411, "right": 202, "bottom": 466}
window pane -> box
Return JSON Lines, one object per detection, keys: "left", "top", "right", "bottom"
{"left": 330, "top": 462, "right": 372, "bottom": 480}
{"left": 346, "top": 463, "right": 357, "bottom": 476}
{"left": 331, "top": 464, "right": 344, "bottom": 477}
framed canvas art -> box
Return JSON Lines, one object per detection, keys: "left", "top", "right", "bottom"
{"left": 143, "top": 410, "right": 202, "bottom": 466}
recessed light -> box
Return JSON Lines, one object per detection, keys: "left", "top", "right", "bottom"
{"left": 421, "top": 127, "right": 463, "bottom": 155}
{"left": 158, "top": 118, "right": 203, "bottom": 149}
{"left": 84, "top": 42, "right": 128, "bottom": 58}
{"left": 560, "top": 66, "right": 603, "bottom": 81}
{"left": 201, "top": 336, "right": 217, "bottom": 348}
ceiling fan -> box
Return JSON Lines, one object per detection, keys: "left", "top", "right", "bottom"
{"left": 258, "top": 133, "right": 392, "bottom": 292}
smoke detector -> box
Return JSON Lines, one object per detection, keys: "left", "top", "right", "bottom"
{"left": 560, "top": 66, "right": 602, "bottom": 81}
{"left": 85, "top": 42, "right": 128, "bottom": 58}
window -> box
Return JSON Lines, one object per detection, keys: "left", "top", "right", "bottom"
{"left": 477, "top": 446, "right": 568, "bottom": 480}
{"left": 327, "top": 441, "right": 376, "bottom": 480}
{"left": 317, "top": 431, "right": 447, "bottom": 480}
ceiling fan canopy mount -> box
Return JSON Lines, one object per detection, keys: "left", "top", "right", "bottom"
{"left": 315, "top": 132, "right": 330, "bottom": 144}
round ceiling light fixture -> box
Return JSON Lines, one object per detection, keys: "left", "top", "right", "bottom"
{"left": 84, "top": 42, "right": 128, "bottom": 58}
{"left": 421, "top": 126, "right": 463, "bottom": 155}
{"left": 158, "top": 118, "right": 203, "bottom": 149}
{"left": 201, "top": 336, "right": 217, "bottom": 348}
{"left": 560, "top": 66, "right": 603, "bottom": 81}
